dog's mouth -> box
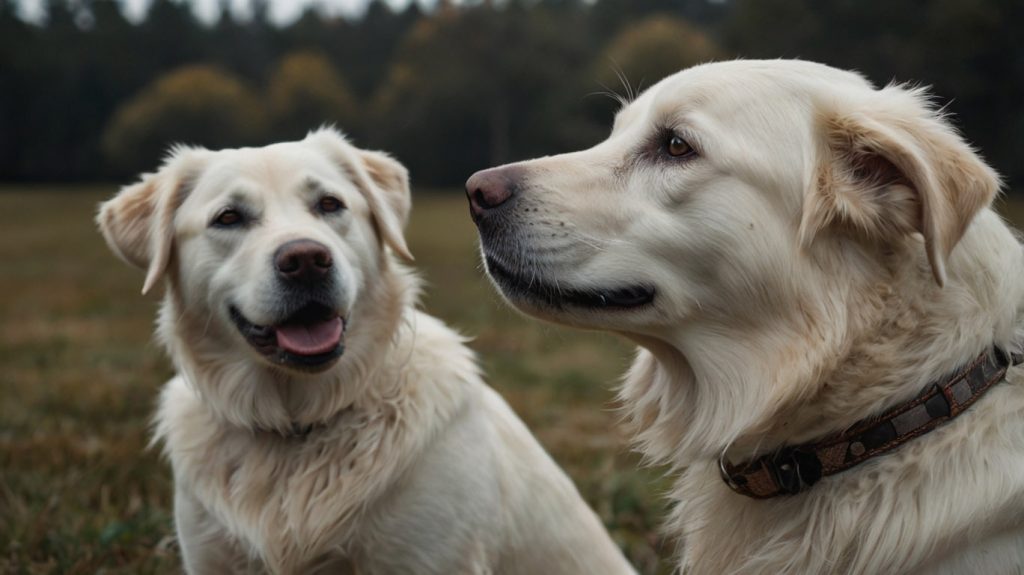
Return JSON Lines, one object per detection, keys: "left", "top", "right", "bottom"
{"left": 229, "top": 303, "right": 345, "bottom": 372}
{"left": 484, "top": 255, "right": 655, "bottom": 310}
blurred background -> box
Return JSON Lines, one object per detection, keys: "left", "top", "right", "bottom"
{"left": 2, "top": 0, "right": 1023, "bottom": 187}
{"left": 1, "top": 0, "right": 1021, "bottom": 573}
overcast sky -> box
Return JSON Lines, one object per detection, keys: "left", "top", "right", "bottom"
{"left": 17, "top": 0, "right": 456, "bottom": 26}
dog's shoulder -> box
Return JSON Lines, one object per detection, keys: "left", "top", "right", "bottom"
{"left": 399, "top": 310, "right": 482, "bottom": 386}
{"left": 152, "top": 375, "right": 207, "bottom": 443}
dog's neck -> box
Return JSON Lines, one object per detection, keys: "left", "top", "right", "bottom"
{"left": 158, "top": 258, "right": 420, "bottom": 436}
{"left": 622, "top": 209, "right": 1024, "bottom": 468}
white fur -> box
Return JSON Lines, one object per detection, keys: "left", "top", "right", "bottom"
{"left": 98, "top": 129, "right": 636, "bottom": 575}
{"left": 475, "top": 60, "right": 1024, "bottom": 573}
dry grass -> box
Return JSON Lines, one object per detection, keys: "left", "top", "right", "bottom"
{"left": 0, "top": 187, "right": 672, "bottom": 574}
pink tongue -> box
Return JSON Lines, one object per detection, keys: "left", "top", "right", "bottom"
{"left": 275, "top": 317, "right": 343, "bottom": 356}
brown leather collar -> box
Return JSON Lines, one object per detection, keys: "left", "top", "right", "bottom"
{"left": 720, "top": 348, "right": 1022, "bottom": 499}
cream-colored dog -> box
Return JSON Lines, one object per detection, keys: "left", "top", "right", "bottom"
{"left": 468, "top": 60, "right": 1024, "bottom": 574}
{"left": 97, "top": 129, "right": 636, "bottom": 575}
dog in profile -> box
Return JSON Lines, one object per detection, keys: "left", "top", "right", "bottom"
{"left": 468, "top": 60, "right": 1024, "bottom": 573}
{"left": 97, "top": 128, "right": 636, "bottom": 575}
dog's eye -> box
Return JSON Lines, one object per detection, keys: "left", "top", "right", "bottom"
{"left": 212, "top": 209, "right": 244, "bottom": 228}
{"left": 667, "top": 135, "right": 695, "bottom": 158}
{"left": 317, "top": 196, "right": 345, "bottom": 214}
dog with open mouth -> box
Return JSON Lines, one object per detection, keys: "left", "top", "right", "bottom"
{"left": 468, "top": 60, "right": 1024, "bottom": 573}
{"left": 97, "top": 128, "right": 636, "bottom": 575}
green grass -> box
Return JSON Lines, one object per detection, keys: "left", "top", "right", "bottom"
{"left": 0, "top": 187, "right": 673, "bottom": 574}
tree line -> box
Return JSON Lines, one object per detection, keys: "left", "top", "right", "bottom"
{"left": 1, "top": 0, "right": 1021, "bottom": 189}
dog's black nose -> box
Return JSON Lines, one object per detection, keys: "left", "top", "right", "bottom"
{"left": 274, "top": 240, "right": 332, "bottom": 284}
{"left": 466, "top": 167, "right": 520, "bottom": 222}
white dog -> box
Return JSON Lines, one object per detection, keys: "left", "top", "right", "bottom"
{"left": 467, "top": 60, "right": 1024, "bottom": 574}
{"left": 97, "top": 129, "right": 636, "bottom": 575}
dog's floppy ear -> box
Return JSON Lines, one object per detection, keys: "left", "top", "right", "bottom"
{"left": 307, "top": 128, "right": 414, "bottom": 262}
{"left": 359, "top": 148, "right": 412, "bottom": 230}
{"left": 800, "top": 85, "right": 1001, "bottom": 286}
{"left": 96, "top": 147, "right": 206, "bottom": 294}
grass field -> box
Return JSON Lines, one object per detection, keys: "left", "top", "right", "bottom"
{"left": 0, "top": 187, "right": 673, "bottom": 574}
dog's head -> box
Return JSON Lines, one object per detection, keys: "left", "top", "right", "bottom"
{"left": 468, "top": 60, "right": 1001, "bottom": 341}
{"left": 98, "top": 129, "right": 412, "bottom": 382}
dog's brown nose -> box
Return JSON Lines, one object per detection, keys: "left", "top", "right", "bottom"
{"left": 466, "top": 167, "right": 518, "bottom": 221}
{"left": 274, "top": 240, "right": 332, "bottom": 284}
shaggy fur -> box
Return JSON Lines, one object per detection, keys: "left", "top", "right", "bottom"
{"left": 470, "top": 60, "right": 1024, "bottom": 573}
{"left": 98, "top": 129, "right": 636, "bottom": 575}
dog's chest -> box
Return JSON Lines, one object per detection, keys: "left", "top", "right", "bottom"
{"left": 180, "top": 416, "right": 411, "bottom": 573}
